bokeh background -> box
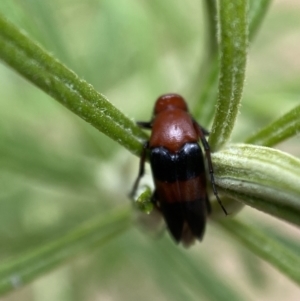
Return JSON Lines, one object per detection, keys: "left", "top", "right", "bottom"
{"left": 0, "top": 0, "right": 299, "bottom": 300}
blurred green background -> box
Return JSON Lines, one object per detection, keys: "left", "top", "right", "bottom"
{"left": 0, "top": 0, "right": 299, "bottom": 300}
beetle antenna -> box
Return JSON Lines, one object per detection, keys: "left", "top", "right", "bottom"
{"left": 137, "top": 121, "right": 152, "bottom": 129}
{"left": 195, "top": 123, "right": 228, "bottom": 216}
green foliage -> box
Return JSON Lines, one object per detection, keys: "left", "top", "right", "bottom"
{"left": 0, "top": 0, "right": 299, "bottom": 300}
{"left": 209, "top": 0, "right": 248, "bottom": 151}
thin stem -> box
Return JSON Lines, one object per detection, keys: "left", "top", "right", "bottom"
{"left": 215, "top": 218, "right": 300, "bottom": 285}
{"left": 0, "top": 14, "right": 147, "bottom": 157}
{"left": 245, "top": 104, "right": 300, "bottom": 146}
{"left": 194, "top": 0, "right": 271, "bottom": 129}
{"left": 0, "top": 206, "right": 131, "bottom": 295}
{"left": 209, "top": 0, "right": 248, "bottom": 151}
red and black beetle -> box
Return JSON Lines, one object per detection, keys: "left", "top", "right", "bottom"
{"left": 131, "top": 94, "right": 227, "bottom": 245}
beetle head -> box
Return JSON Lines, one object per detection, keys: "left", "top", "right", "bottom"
{"left": 154, "top": 94, "right": 188, "bottom": 116}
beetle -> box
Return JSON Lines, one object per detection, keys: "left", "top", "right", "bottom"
{"left": 130, "top": 93, "right": 227, "bottom": 245}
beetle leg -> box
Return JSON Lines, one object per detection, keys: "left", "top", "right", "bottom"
{"left": 129, "top": 142, "right": 149, "bottom": 198}
{"left": 194, "top": 123, "right": 228, "bottom": 216}
{"left": 137, "top": 121, "right": 152, "bottom": 129}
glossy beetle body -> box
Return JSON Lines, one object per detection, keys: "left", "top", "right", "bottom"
{"left": 131, "top": 94, "right": 227, "bottom": 245}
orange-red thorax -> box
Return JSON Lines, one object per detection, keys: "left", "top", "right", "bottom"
{"left": 149, "top": 109, "right": 199, "bottom": 153}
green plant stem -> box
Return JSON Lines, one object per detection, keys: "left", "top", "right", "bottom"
{"left": 0, "top": 206, "right": 131, "bottom": 296}
{"left": 215, "top": 218, "right": 300, "bottom": 285}
{"left": 245, "top": 104, "right": 300, "bottom": 146}
{"left": 209, "top": 0, "right": 248, "bottom": 151}
{"left": 213, "top": 144, "right": 300, "bottom": 226}
{"left": 194, "top": 0, "right": 271, "bottom": 128}
{"left": 0, "top": 14, "right": 147, "bottom": 157}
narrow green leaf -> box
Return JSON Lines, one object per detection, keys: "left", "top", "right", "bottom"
{"left": 0, "top": 206, "right": 131, "bottom": 296}
{"left": 213, "top": 144, "right": 300, "bottom": 226}
{"left": 245, "top": 104, "right": 300, "bottom": 146}
{"left": 215, "top": 218, "right": 300, "bottom": 285}
{"left": 209, "top": 0, "right": 248, "bottom": 151}
{"left": 0, "top": 14, "right": 147, "bottom": 156}
{"left": 194, "top": 0, "right": 271, "bottom": 127}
